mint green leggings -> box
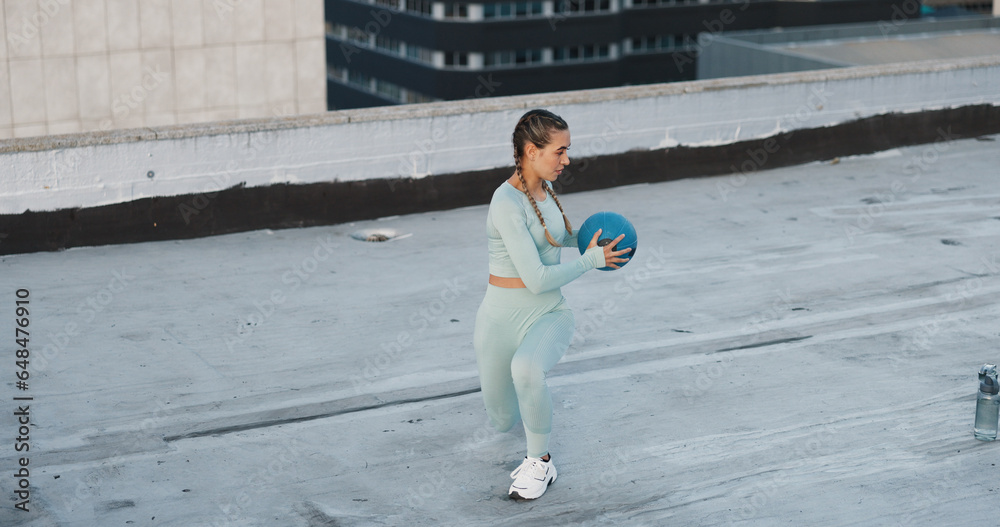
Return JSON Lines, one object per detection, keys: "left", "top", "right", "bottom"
{"left": 473, "top": 285, "right": 575, "bottom": 458}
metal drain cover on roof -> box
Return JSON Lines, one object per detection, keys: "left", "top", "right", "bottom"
{"left": 350, "top": 228, "right": 405, "bottom": 242}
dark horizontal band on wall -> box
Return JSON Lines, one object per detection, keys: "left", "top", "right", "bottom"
{"left": 1, "top": 103, "right": 997, "bottom": 256}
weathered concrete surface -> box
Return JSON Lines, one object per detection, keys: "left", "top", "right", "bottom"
{"left": 1, "top": 134, "right": 998, "bottom": 526}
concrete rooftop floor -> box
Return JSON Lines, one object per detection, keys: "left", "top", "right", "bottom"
{"left": 778, "top": 29, "right": 1000, "bottom": 65}
{"left": 2, "top": 133, "right": 999, "bottom": 526}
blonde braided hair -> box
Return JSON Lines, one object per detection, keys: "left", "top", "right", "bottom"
{"left": 513, "top": 109, "right": 573, "bottom": 247}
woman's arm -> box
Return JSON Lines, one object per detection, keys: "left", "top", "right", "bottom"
{"left": 492, "top": 197, "right": 605, "bottom": 294}
{"left": 564, "top": 228, "right": 579, "bottom": 250}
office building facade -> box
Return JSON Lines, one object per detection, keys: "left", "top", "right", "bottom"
{"left": 324, "top": 0, "right": 916, "bottom": 109}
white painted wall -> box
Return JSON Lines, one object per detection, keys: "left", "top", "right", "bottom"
{"left": 1, "top": 55, "right": 999, "bottom": 215}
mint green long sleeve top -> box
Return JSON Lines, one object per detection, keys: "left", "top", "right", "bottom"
{"left": 487, "top": 181, "right": 605, "bottom": 294}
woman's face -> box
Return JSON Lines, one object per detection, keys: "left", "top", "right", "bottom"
{"left": 526, "top": 129, "right": 571, "bottom": 182}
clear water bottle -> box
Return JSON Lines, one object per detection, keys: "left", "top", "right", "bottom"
{"left": 974, "top": 364, "right": 999, "bottom": 441}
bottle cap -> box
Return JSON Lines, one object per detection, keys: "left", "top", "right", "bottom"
{"left": 981, "top": 375, "right": 999, "bottom": 395}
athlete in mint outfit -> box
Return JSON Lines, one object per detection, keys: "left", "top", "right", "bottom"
{"left": 473, "top": 109, "right": 631, "bottom": 500}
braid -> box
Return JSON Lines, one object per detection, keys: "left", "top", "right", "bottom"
{"left": 545, "top": 185, "right": 573, "bottom": 235}
{"left": 516, "top": 161, "right": 562, "bottom": 247}
{"left": 511, "top": 109, "right": 571, "bottom": 247}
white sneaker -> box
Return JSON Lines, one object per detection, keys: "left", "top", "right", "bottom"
{"left": 508, "top": 456, "right": 557, "bottom": 500}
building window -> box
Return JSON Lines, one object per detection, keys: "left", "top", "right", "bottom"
{"left": 376, "top": 35, "right": 401, "bottom": 54}
{"left": 375, "top": 0, "right": 401, "bottom": 8}
{"left": 630, "top": 0, "right": 705, "bottom": 7}
{"left": 630, "top": 35, "right": 669, "bottom": 52}
{"left": 329, "top": 23, "right": 438, "bottom": 66}
{"left": 406, "top": 0, "right": 433, "bottom": 16}
{"left": 330, "top": 67, "right": 439, "bottom": 104}
{"left": 554, "top": 0, "right": 611, "bottom": 14}
{"left": 444, "top": 2, "right": 469, "bottom": 18}
{"left": 328, "top": 65, "right": 348, "bottom": 82}
{"left": 346, "top": 26, "right": 369, "bottom": 46}
{"left": 348, "top": 69, "right": 372, "bottom": 89}
{"left": 485, "top": 48, "right": 543, "bottom": 67}
{"left": 553, "top": 43, "right": 610, "bottom": 62}
{"left": 376, "top": 78, "right": 402, "bottom": 100}
{"left": 406, "top": 43, "right": 435, "bottom": 65}
{"left": 483, "top": 1, "right": 544, "bottom": 18}
{"left": 404, "top": 91, "right": 437, "bottom": 104}
{"left": 443, "top": 51, "right": 469, "bottom": 67}
{"left": 627, "top": 34, "right": 695, "bottom": 53}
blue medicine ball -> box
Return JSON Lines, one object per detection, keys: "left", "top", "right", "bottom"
{"left": 577, "top": 212, "right": 637, "bottom": 271}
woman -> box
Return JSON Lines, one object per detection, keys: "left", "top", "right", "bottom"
{"left": 473, "top": 109, "right": 631, "bottom": 500}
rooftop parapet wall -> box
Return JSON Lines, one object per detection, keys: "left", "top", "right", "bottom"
{"left": 1, "top": 55, "right": 999, "bottom": 254}
{"left": 697, "top": 16, "right": 1000, "bottom": 79}
{"left": 715, "top": 15, "right": 1000, "bottom": 46}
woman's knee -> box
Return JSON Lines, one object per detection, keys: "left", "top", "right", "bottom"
{"left": 488, "top": 407, "right": 518, "bottom": 432}
{"left": 510, "top": 354, "right": 545, "bottom": 392}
